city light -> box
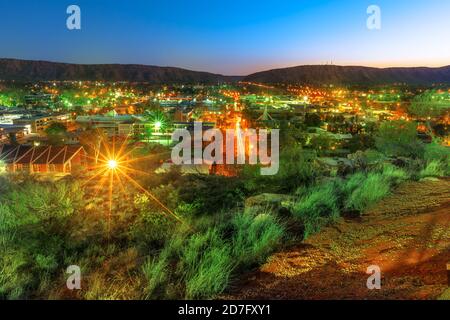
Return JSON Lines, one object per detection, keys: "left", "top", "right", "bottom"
{"left": 154, "top": 121, "right": 162, "bottom": 130}
{"left": 107, "top": 159, "right": 118, "bottom": 170}
{"left": 82, "top": 136, "right": 185, "bottom": 226}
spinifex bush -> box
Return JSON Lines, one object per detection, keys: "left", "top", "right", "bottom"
{"left": 345, "top": 172, "right": 390, "bottom": 212}
{"left": 231, "top": 212, "right": 285, "bottom": 268}
{"left": 0, "top": 249, "right": 32, "bottom": 299}
{"left": 181, "top": 228, "right": 234, "bottom": 299}
{"left": 0, "top": 181, "right": 84, "bottom": 299}
{"left": 141, "top": 211, "right": 286, "bottom": 300}
{"left": 293, "top": 182, "right": 340, "bottom": 238}
{"left": 423, "top": 142, "right": 450, "bottom": 164}
{"left": 420, "top": 160, "right": 447, "bottom": 178}
{"left": 380, "top": 163, "right": 410, "bottom": 186}
{"left": 375, "top": 120, "right": 424, "bottom": 158}
{"left": 341, "top": 172, "right": 367, "bottom": 197}
{"left": 142, "top": 254, "right": 170, "bottom": 299}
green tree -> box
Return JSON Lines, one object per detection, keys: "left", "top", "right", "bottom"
{"left": 375, "top": 120, "right": 423, "bottom": 158}
{"left": 45, "top": 122, "right": 68, "bottom": 145}
{"left": 304, "top": 113, "right": 322, "bottom": 127}
{"left": 309, "top": 133, "right": 333, "bottom": 156}
{"left": 346, "top": 133, "right": 375, "bottom": 153}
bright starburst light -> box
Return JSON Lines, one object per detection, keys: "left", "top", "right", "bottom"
{"left": 83, "top": 132, "right": 185, "bottom": 234}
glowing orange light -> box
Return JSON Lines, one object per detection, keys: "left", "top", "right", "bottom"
{"left": 107, "top": 159, "right": 118, "bottom": 170}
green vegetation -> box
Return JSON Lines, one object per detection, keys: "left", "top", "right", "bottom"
{"left": 375, "top": 120, "right": 424, "bottom": 158}
{"left": 0, "top": 173, "right": 287, "bottom": 300}
{"left": 231, "top": 212, "right": 285, "bottom": 268}
{"left": 0, "top": 99, "right": 448, "bottom": 300}
{"left": 1, "top": 132, "right": 447, "bottom": 300}
{"left": 420, "top": 160, "right": 447, "bottom": 178}
{"left": 0, "top": 181, "right": 83, "bottom": 299}
{"left": 0, "top": 89, "right": 26, "bottom": 107}
{"left": 345, "top": 172, "right": 391, "bottom": 212}
{"left": 421, "top": 141, "right": 450, "bottom": 177}
{"left": 293, "top": 181, "right": 339, "bottom": 238}
{"left": 290, "top": 162, "right": 412, "bottom": 238}
{"left": 45, "top": 123, "right": 69, "bottom": 145}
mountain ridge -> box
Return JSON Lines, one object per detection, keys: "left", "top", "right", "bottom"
{"left": 1, "top": 58, "right": 450, "bottom": 85}
{"left": 243, "top": 64, "right": 450, "bottom": 85}
{"left": 0, "top": 58, "right": 241, "bottom": 83}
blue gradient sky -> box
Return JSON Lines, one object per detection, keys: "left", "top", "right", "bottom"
{"left": 0, "top": 0, "right": 449, "bottom": 75}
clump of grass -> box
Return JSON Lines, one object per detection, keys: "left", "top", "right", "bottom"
{"left": 345, "top": 173, "right": 390, "bottom": 212}
{"left": 185, "top": 244, "right": 233, "bottom": 299}
{"left": 232, "top": 212, "right": 285, "bottom": 268}
{"left": 422, "top": 142, "right": 449, "bottom": 177}
{"left": 380, "top": 163, "right": 409, "bottom": 186}
{"left": 423, "top": 141, "right": 449, "bottom": 163}
{"left": 0, "top": 249, "right": 32, "bottom": 299}
{"left": 341, "top": 172, "right": 367, "bottom": 196}
{"left": 420, "top": 160, "right": 447, "bottom": 178}
{"left": 293, "top": 182, "right": 340, "bottom": 238}
{"left": 182, "top": 228, "right": 234, "bottom": 299}
{"left": 142, "top": 254, "right": 170, "bottom": 299}
{"left": 141, "top": 211, "right": 286, "bottom": 300}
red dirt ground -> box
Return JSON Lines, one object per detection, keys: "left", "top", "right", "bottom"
{"left": 226, "top": 179, "right": 450, "bottom": 300}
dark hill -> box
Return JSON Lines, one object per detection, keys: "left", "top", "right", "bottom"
{"left": 244, "top": 65, "right": 450, "bottom": 85}
{"left": 0, "top": 59, "right": 241, "bottom": 83}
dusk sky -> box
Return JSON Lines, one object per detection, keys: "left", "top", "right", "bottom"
{"left": 0, "top": 0, "right": 449, "bottom": 75}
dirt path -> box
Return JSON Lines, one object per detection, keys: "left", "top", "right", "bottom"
{"left": 226, "top": 179, "right": 450, "bottom": 300}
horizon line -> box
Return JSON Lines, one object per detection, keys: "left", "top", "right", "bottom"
{"left": 1, "top": 57, "right": 449, "bottom": 77}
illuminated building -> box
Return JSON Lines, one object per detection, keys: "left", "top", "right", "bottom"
{"left": 13, "top": 113, "right": 72, "bottom": 133}
{"left": 0, "top": 145, "right": 86, "bottom": 174}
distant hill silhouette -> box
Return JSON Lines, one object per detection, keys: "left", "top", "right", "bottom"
{"left": 1, "top": 59, "right": 449, "bottom": 85}
{"left": 244, "top": 65, "right": 450, "bottom": 85}
{"left": 0, "top": 59, "right": 241, "bottom": 83}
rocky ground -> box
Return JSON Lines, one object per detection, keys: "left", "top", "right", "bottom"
{"left": 225, "top": 178, "right": 450, "bottom": 300}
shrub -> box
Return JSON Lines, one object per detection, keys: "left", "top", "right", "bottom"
{"left": 274, "top": 147, "right": 317, "bottom": 192}
{"left": 176, "top": 175, "right": 245, "bottom": 215}
{"left": 345, "top": 173, "right": 390, "bottom": 212}
{"left": 424, "top": 142, "right": 449, "bottom": 162}
{"left": 293, "top": 182, "right": 340, "bottom": 238}
{"left": 182, "top": 229, "right": 234, "bottom": 299}
{"left": 184, "top": 244, "right": 233, "bottom": 299}
{"left": 130, "top": 211, "right": 174, "bottom": 251}
{"left": 139, "top": 210, "right": 285, "bottom": 299}
{"left": 420, "top": 160, "right": 447, "bottom": 178}
{"left": 232, "top": 212, "right": 285, "bottom": 268}
{"left": 375, "top": 120, "right": 424, "bottom": 158}
{"left": 423, "top": 142, "right": 449, "bottom": 176}
{"left": 380, "top": 163, "right": 409, "bottom": 186}
{"left": 142, "top": 254, "right": 170, "bottom": 299}
{"left": 341, "top": 172, "right": 367, "bottom": 197}
{"left": 241, "top": 146, "right": 317, "bottom": 194}
{"left": 0, "top": 249, "right": 32, "bottom": 299}
{"left": 0, "top": 181, "right": 84, "bottom": 299}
